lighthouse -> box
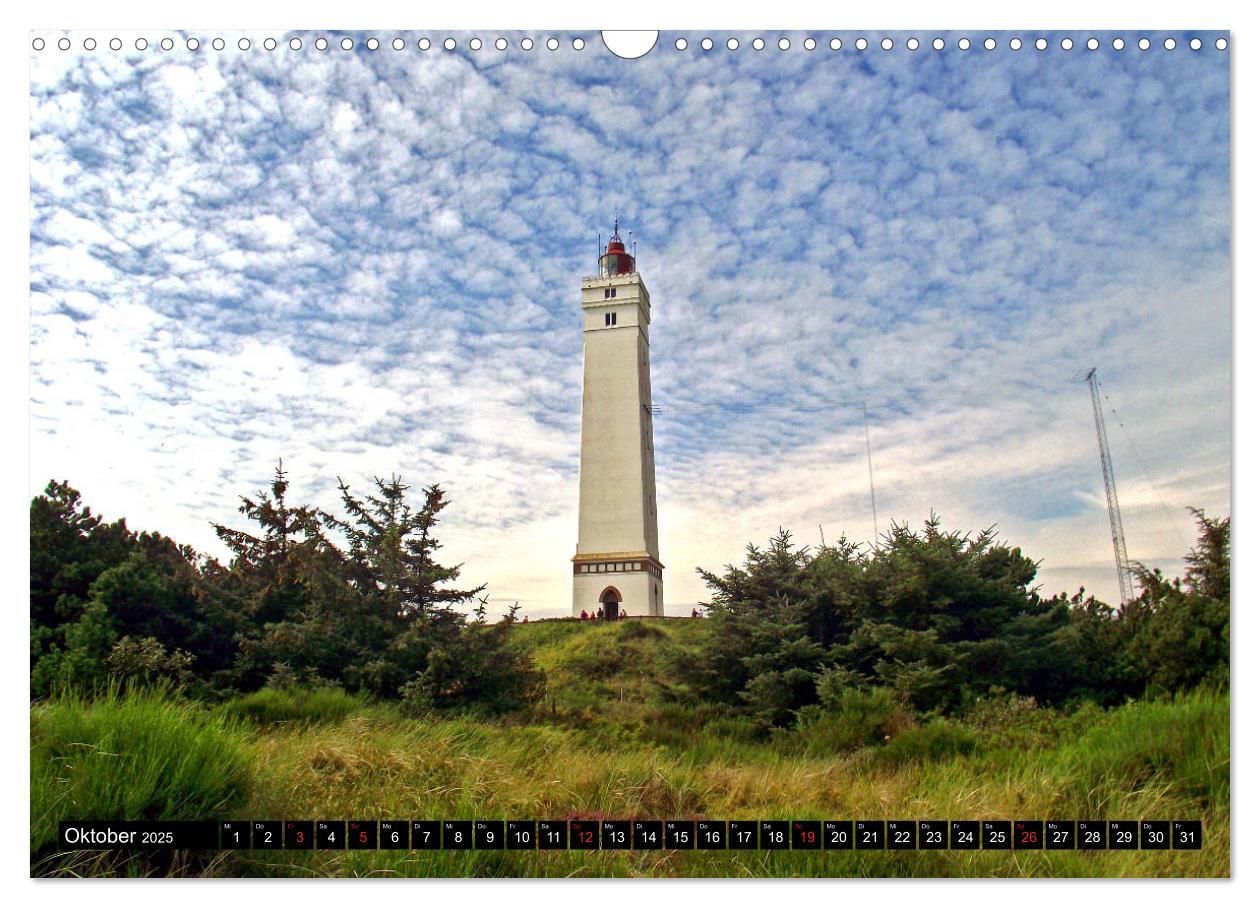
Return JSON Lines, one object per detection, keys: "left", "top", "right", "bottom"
{"left": 571, "top": 219, "right": 664, "bottom": 618}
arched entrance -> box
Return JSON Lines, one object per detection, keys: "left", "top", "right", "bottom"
{"left": 598, "top": 586, "right": 622, "bottom": 620}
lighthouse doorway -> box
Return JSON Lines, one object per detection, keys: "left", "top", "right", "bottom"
{"left": 599, "top": 587, "right": 622, "bottom": 621}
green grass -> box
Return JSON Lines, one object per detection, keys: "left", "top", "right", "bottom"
{"left": 30, "top": 622, "right": 1229, "bottom": 878}
{"left": 511, "top": 618, "right": 709, "bottom": 716}
{"left": 31, "top": 684, "right": 252, "bottom": 875}
{"left": 218, "top": 685, "right": 370, "bottom": 727}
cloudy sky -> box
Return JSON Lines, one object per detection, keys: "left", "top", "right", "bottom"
{"left": 28, "top": 30, "right": 1230, "bottom": 617}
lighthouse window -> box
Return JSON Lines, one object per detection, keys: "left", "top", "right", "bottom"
{"left": 605, "top": 312, "right": 617, "bottom": 327}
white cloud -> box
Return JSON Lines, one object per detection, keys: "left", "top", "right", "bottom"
{"left": 28, "top": 32, "right": 1230, "bottom": 617}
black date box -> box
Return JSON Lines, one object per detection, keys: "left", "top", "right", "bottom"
{"left": 1108, "top": 820, "right": 1138, "bottom": 850}
{"left": 760, "top": 820, "right": 789, "bottom": 850}
{"left": 178, "top": 822, "right": 221, "bottom": 849}
{"left": 1078, "top": 820, "right": 1106, "bottom": 850}
{"left": 887, "top": 820, "right": 915, "bottom": 850}
{"left": 856, "top": 820, "right": 885, "bottom": 850}
{"left": 823, "top": 821, "right": 853, "bottom": 850}
{"left": 348, "top": 821, "right": 376, "bottom": 850}
{"left": 282, "top": 820, "right": 311, "bottom": 850}
{"left": 1172, "top": 820, "right": 1202, "bottom": 850}
{"left": 538, "top": 820, "right": 568, "bottom": 850}
{"left": 601, "top": 820, "right": 631, "bottom": 850}
{"left": 569, "top": 819, "right": 599, "bottom": 850}
{"left": 379, "top": 820, "right": 409, "bottom": 849}
{"left": 507, "top": 821, "right": 537, "bottom": 850}
{"left": 1140, "top": 820, "right": 1170, "bottom": 850}
{"left": 1014, "top": 820, "right": 1043, "bottom": 850}
{"left": 918, "top": 820, "right": 947, "bottom": 850}
{"left": 950, "top": 820, "right": 979, "bottom": 850}
{"left": 443, "top": 820, "right": 472, "bottom": 850}
{"left": 792, "top": 820, "right": 821, "bottom": 850}
{"left": 316, "top": 820, "right": 344, "bottom": 850}
{"left": 728, "top": 821, "right": 758, "bottom": 850}
{"left": 475, "top": 820, "right": 504, "bottom": 849}
{"left": 983, "top": 820, "right": 1012, "bottom": 850}
{"left": 635, "top": 820, "right": 664, "bottom": 849}
{"left": 1045, "top": 821, "right": 1074, "bottom": 850}
{"left": 410, "top": 821, "right": 440, "bottom": 850}
{"left": 220, "top": 821, "right": 249, "bottom": 850}
{"left": 664, "top": 820, "right": 693, "bottom": 849}
{"left": 698, "top": 820, "right": 726, "bottom": 849}
{"left": 252, "top": 821, "right": 282, "bottom": 850}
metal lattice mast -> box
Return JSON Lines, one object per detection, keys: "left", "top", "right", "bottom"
{"left": 1085, "top": 368, "right": 1135, "bottom": 606}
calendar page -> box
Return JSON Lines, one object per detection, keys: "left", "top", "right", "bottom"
{"left": 28, "top": 23, "right": 1230, "bottom": 882}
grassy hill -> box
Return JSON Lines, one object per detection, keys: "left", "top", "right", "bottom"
{"left": 31, "top": 618, "right": 1229, "bottom": 878}
{"left": 506, "top": 618, "right": 712, "bottom": 716}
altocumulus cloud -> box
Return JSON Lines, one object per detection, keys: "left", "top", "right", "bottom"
{"left": 29, "top": 30, "right": 1229, "bottom": 615}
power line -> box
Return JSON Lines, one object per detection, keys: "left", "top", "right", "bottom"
{"left": 1096, "top": 378, "right": 1191, "bottom": 552}
{"left": 642, "top": 369, "right": 1193, "bottom": 578}
{"left": 862, "top": 400, "right": 879, "bottom": 542}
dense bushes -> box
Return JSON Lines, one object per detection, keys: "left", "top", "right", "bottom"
{"left": 693, "top": 512, "right": 1230, "bottom": 730}
{"left": 1124, "top": 513, "right": 1230, "bottom": 695}
{"left": 29, "top": 467, "right": 542, "bottom": 716}
{"left": 873, "top": 718, "right": 978, "bottom": 766}
{"left": 29, "top": 466, "right": 1227, "bottom": 738}
{"left": 401, "top": 620, "right": 545, "bottom": 717}
{"left": 794, "top": 685, "right": 905, "bottom": 756}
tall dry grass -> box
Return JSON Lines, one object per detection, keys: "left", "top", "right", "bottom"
{"left": 30, "top": 621, "right": 1228, "bottom": 878}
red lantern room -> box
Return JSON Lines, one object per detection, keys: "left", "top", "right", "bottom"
{"left": 598, "top": 217, "right": 636, "bottom": 278}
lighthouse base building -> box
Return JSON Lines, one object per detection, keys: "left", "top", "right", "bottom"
{"left": 571, "top": 221, "right": 664, "bottom": 618}
{"left": 572, "top": 555, "right": 664, "bottom": 620}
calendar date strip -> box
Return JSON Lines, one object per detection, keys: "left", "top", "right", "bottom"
{"left": 59, "top": 819, "right": 1202, "bottom": 851}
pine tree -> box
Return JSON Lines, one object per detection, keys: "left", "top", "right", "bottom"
{"left": 210, "top": 460, "right": 342, "bottom": 687}
{"left": 325, "top": 474, "right": 484, "bottom": 622}
{"left": 213, "top": 460, "right": 329, "bottom": 585}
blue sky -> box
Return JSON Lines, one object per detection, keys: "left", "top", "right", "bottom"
{"left": 28, "top": 31, "right": 1231, "bottom": 616}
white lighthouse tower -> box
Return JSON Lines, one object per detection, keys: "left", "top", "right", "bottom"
{"left": 571, "top": 219, "right": 664, "bottom": 618}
